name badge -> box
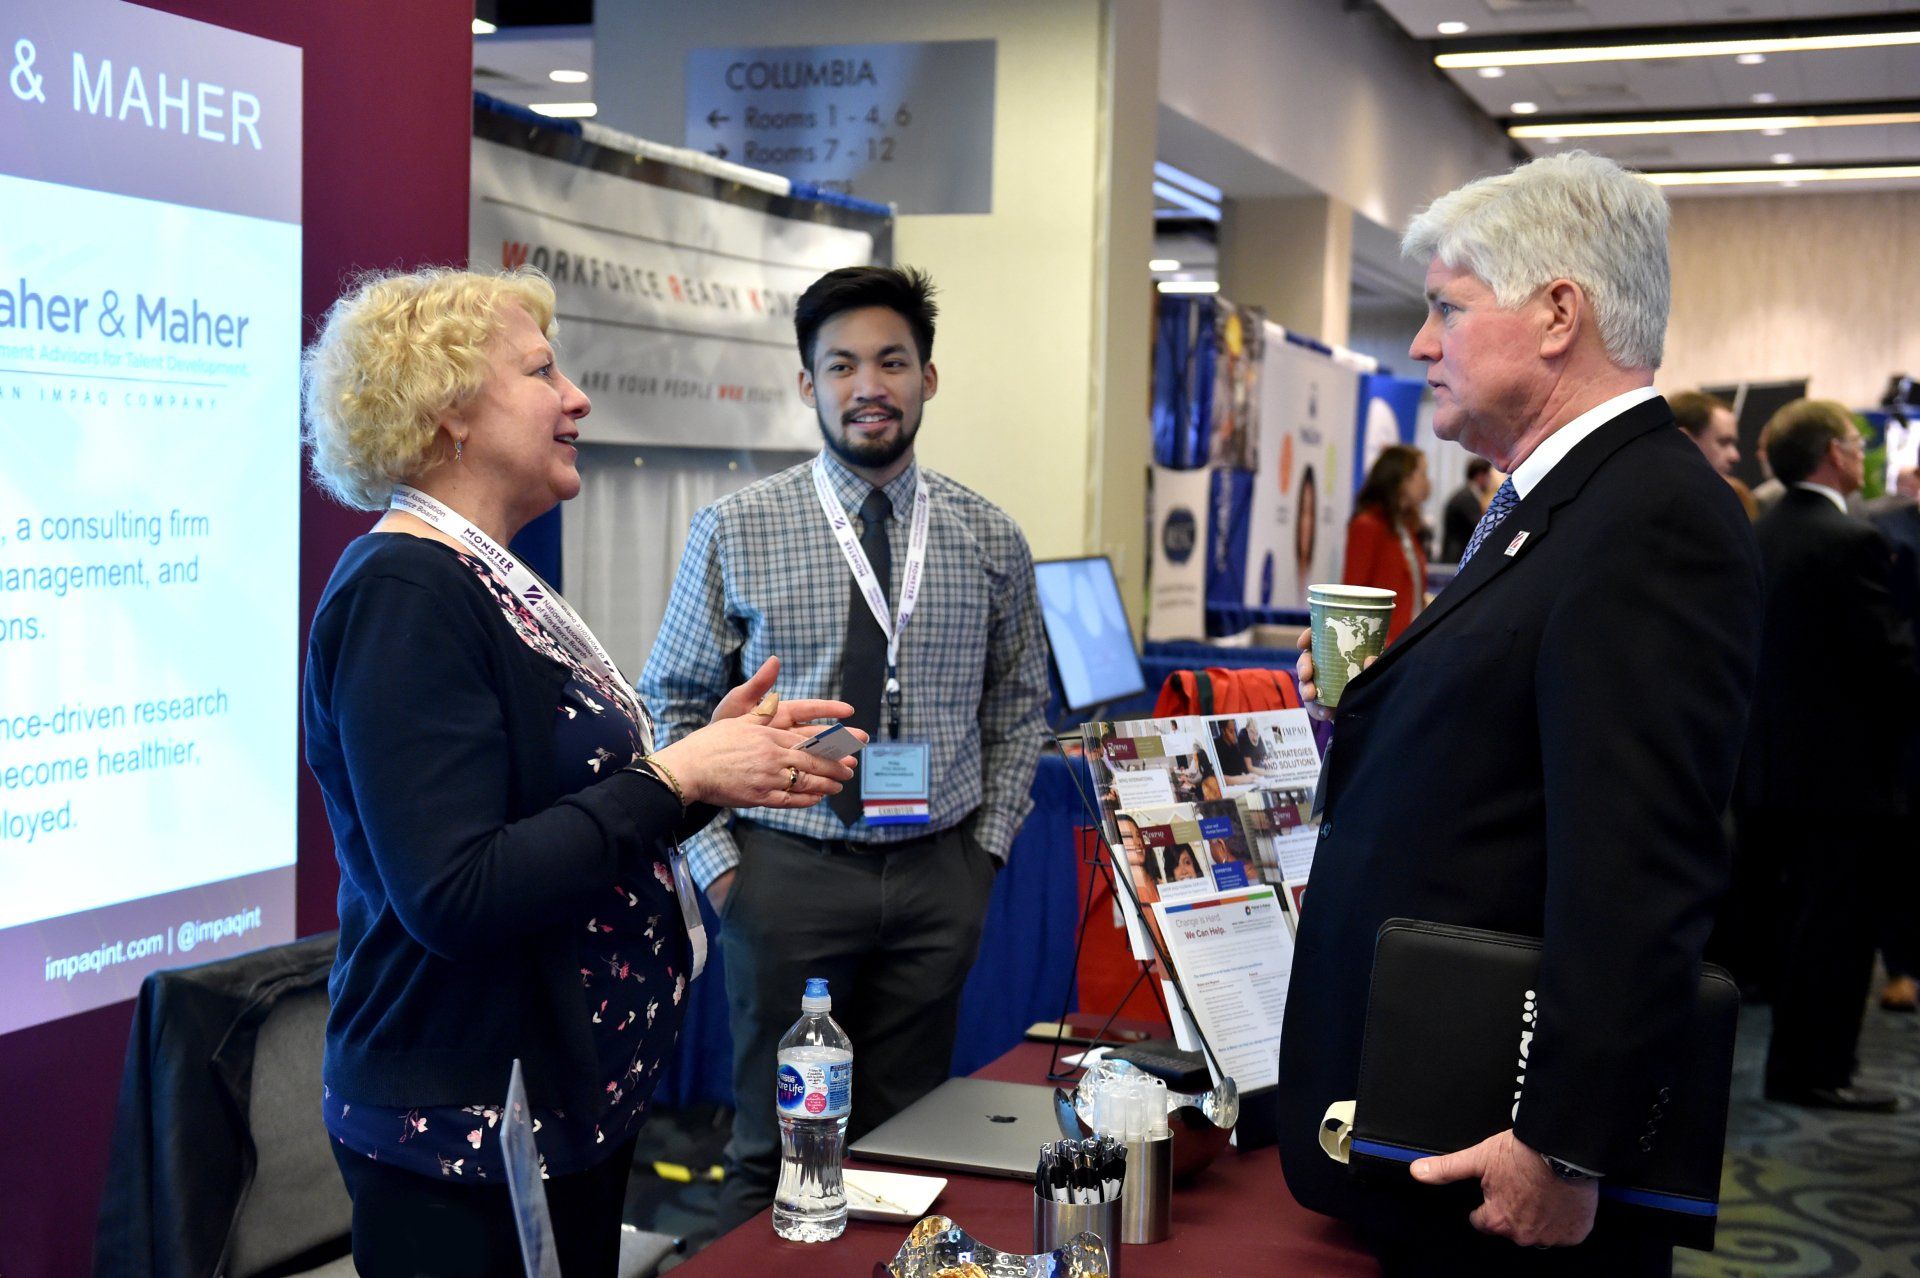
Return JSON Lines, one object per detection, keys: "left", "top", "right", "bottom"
{"left": 862, "top": 740, "right": 932, "bottom": 825}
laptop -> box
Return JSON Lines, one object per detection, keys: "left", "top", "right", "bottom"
{"left": 850, "top": 1077, "right": 1061, "bottom": 1180}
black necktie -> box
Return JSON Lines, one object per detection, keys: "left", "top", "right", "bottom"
{"left": 830, "top": 487, "right": 892, "bottom": 826}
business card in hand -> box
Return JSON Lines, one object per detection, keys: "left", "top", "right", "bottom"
{"left": 798, "top": 724, "right": 865, "bottom": 760}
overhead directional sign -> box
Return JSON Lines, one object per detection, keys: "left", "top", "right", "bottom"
{"left": 685, "top": 40, "right": 995, "bottom": 214}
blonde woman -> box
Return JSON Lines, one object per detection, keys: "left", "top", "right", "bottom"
{"left": 303, "top": 268, "right": 860, "bottom": 1276}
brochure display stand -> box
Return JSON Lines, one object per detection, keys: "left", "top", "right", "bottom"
{"left": 1045, "top": 709, "right": 1324, "bottom": 1150}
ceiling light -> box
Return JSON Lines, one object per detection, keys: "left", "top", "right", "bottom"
{"left": 1158, "top": 280, "right": 1221, "bottom": 294}
{"left": 1507, "top": 109, "right": 1920, "bottom": 139}
{"left": 1752, "top": 92, "right": 1776, "bottom": 104}
{"left": 1435, "top": 29, "right": 1920, "bottom": 69}
{"left": 530, "top": 102, "right": 598, "bottom": 119}
{"left": 1153, "top": 181, "right": 1222, "bottom": 220}
{"left": 1781, "top": 180, "right": 1802, "bottom": 188}
{"left": 1478, "top": 67, "right": 1506, "bottom": 79}
{"left": 1541, "top": 136, "right": 1564, "bottom": 145}
{"left": 1153, "top": 161, "right": 1223, "bottom": 203}
{"left": 1643, "top": 164, "right": 1920, "bottom": 187}
{"left": 549, "top": 69, "right": 590, "bottom": 84}
{"left": 1511, "top": 102, "right": 1539, "bottom": 115}
{"left": 472, "top": 18, "right": 496, "bottom": 35}
{"left": 1772, "top": 152, "right": 1794, "bottom": 164}
{"left": 1736, "top": 53, "right": 1766, "bottom": 65}
{"left": 1437, "top": 21, "right": 1469, "bottom": 36}
{"left": 1149, "top": 258, "right": 1181, "bottom": 271}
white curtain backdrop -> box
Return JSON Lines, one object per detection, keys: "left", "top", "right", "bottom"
{"left": 563, "top": 443, "right": 811, "bottom": 679}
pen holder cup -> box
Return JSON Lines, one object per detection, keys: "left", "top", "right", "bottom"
{"left": 1120, "top": 1135, "right": 1173, "bottom": 1244}
{"left": 1033, "top": 1193, "right": 1123, "bottom": 1277}
{"left": 1036, "top": 1189, "right": 1121, "bottom": 1266}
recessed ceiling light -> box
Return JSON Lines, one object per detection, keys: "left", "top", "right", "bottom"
{"left": 1772, "top": 152, "right": 1794, "bottom": 164}
{"left": 472, "top": 18, "right": 496, "bottom": 35}
{"left": 1643, "top": 164, "right": 1920, "bottom": 187}
{"left": 530, "top": 102, "right": 598, "bottom": 119}
{"left": 549, "top": 69, "right": 590, "bottom": 84}
{"left": 1752, "top": 92, "right": 1777, "bottom": 104}
{"left": 1437, "top": 21, "right": 1469, "bottom": 36}
{"left": 1542, "top": 136, "right": 1564, "bottom": 145}
{"left": 1507, "top": 109, "right": 1920, "bottom": 139}
{"left": 1158, "top": 280, "right": 1221, "bottom": 294}
{"left": 1478, "top": 67, "right": 1506, "bottom": 79}
{"left": 1435, "top": 29, "right": 1920, "bottom": 68}
{"left": 1781, "top": 180, "right": 1802, "bottom": 188}
{"left": 1736, "top": 53, "right": 1766, "bottom": 65}
{"left": 1149, "top": 259, "right": 1181, "bottom": 271}
{"left": 1511, "top": 102, "right": 1539, "bottom": 115}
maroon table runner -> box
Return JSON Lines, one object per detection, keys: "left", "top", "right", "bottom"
{"left": 672, "top": 1040, "right": 1378, "bottom": 1276}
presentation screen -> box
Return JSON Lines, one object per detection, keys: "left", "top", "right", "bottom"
{"left": 1034, "top": 557, "right": 1147, "bottom": 711}
{"left": 0, "top": 0, "right": 302, "bottom": 1035}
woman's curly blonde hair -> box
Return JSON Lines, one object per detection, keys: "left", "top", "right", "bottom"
{"left": 303, "top": 267, "right": 557, "bottom": 510}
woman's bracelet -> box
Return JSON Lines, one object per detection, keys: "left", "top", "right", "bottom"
{"left": 639, "top": 755, "right": 687, "bottom": 809}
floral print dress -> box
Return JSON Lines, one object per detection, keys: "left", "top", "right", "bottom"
{"left": 323, "top": 551, "right": 691, "bottom": 1181}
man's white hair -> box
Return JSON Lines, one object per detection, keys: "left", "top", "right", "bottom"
{"left": 1402, "top": 150, "right": 1670, "bottom": 370}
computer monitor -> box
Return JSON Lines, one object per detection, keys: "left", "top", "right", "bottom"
{"left": 1033, "top": 556, "right": 1148, "bottom": 711}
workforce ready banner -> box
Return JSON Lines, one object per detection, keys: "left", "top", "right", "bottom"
{"left": 1240, "top": 329, "right": 1358, "bottom": 610}
{"left": 0, "top": 0, "right": 301, "bottom": 1035}
{"left": 471, "top": 135, "right": 881, "bottom": 450}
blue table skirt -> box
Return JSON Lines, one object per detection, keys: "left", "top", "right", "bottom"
{"left": 651, "top": 751, "right": 1091, "bottom": 1109}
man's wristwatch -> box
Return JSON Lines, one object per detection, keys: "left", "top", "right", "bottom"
{"left": 1541, "top": 1154, "right": 1599, "bottom": 1182}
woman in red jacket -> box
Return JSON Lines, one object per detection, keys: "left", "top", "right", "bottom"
{"left": 1341, "top": 445, "right": 1432, "bottom": 643}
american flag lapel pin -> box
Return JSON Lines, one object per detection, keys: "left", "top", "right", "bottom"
{"left": 1504, "top": 531, "right": 1530, "bottom": 557}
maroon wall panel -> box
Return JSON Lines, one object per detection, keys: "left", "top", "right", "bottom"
{"left": 0, "top": 3, "right": 472, "bottom": 1272}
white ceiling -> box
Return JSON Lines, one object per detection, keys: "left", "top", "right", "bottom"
{"left": 1377, "top": 1, "right": 1914, "bottom": 38}
{"left": 472, "top": 28, "right": 594, "bottom": 113}
{"left": 1373, "top": 0, "right": 1920, "bottom": 194}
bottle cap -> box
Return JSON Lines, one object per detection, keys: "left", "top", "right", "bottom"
{"left": 802, "top": 976, "right": 831, "bottom": 1012}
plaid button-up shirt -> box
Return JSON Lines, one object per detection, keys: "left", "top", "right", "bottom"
{"left": 639, "top": 452, "right": 1049, "bottom": 888}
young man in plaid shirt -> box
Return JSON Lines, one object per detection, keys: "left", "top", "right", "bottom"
{"left": 640, "top": 266, "right": 1049, "bottom": 1232}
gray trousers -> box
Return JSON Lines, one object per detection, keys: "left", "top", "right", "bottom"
{"left": 713, "top": 818, "right": 996, "bottom": 1233}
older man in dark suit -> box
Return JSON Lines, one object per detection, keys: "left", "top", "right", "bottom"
{"left": 1737, "top": 402, "right": 1919, "bottom": 1105}
{"left": 1279, "top": 152, "right": 1762, "bottom": 1276}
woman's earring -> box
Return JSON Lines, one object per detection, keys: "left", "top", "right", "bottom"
{"left": 455, "top": 439, "right": 464, "bottom": 461}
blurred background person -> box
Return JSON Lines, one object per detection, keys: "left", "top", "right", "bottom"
{"left": 302, "top": 267, "right": 858, "bottom": 1276}
{"left": 1868, "top": 465, "right": 1920, "bottom": 1011}
{"left": 1342, "top": 444, "right": 1431, "bottom": 642}
{"left": 1735, "top": 398, "right": 1919, "bottom": 1111}
{"left": 1440, "top": 456, "right": 1496, "bottom": 563}
{"left": 1673, "top": 388, "right": 1758, "bottom": 518}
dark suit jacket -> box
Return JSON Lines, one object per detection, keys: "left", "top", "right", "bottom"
{"left": 1278, "top": 397, "right": 1762, "bottom": 1227}
{"left": 1440, "top": 485, "right": 1484, "bottom": 563}
{"left": 1738, "top": 489, "right": 1919, "bottom": 813}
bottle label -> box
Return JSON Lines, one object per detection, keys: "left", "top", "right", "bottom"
{"left": 777, "top": 1057, "right": 852, "bottom": 1119}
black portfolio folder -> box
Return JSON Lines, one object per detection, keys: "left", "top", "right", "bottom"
{"left": 1348, "top": 919, "right": 1738, "bottom": 1251}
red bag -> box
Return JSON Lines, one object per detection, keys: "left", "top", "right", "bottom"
{"left": 1151, "top": 666, "right": 1301, "bottom": 717}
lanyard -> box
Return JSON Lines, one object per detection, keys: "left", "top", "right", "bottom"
{"left": 391, "top": 486, "right": 647, "bottom": 735}
{"left": 811, "top": 458, "right": 930, "bottom": 739}
{"left": 388, "top": 486, "right": 708, "bottom": 979}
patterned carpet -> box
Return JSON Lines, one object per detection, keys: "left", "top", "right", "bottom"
{"left": 1676, "top": 998, "right": 1920, "bottom": 1277}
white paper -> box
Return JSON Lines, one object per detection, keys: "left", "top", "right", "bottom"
{"left": 1151, "top": 885, "right": 1295, "bottom": 1091}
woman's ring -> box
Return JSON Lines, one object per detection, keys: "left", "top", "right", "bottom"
{"left": 753, "top": 691, "right": 781, "bottom": 719}
{"left": 784, "top": 765, "right": 800, "bottom": 792}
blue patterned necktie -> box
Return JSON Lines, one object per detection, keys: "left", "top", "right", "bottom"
{"left": 1457, "top": 478, "right": 1519, "bottom": 570}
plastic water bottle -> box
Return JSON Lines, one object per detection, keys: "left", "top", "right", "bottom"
{"left": 772, "top": 977, "right": 853, "bottom": 1242}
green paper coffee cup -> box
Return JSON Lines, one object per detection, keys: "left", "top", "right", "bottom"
{"left": 1307, "top": 583, "right": 1397, "bottom": 606}
{"left": 1308, "top": 587, "right": 1395, "bottom": 708}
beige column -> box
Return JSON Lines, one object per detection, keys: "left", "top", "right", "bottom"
{"left": 1219, "top": 194, "right": 1354, "bottom": 346}
{"left": 594, "top": 1, "right": 1160, "bottom": 617}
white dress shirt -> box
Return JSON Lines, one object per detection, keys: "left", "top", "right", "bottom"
{"left": 1510, "top": 386, "right": 1661, "bottom": 499}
